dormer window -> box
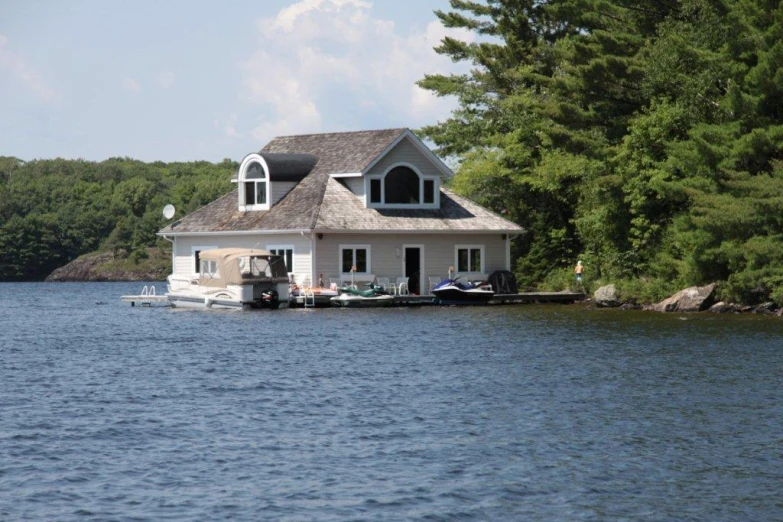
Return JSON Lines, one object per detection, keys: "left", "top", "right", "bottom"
{"left": 238, "top": 155, "right": 270, "bottom": 211}
{"left": 367, "top": 164, "right": 438, "bottom": 209}
{"left": 385, "top": 166, "right": 419, "bottom": 203}
{"left": 244, "top": 162, "right": 266, "bottom": 206}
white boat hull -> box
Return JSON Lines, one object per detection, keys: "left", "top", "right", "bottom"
{"left": 167, "top": 293, "right": 246, "bottom": 310}
{"left": 166, "top": 278, "right": 289, "bottom": 310}
{"left": 330, "top": 294, "right": 394, "bottom": 308}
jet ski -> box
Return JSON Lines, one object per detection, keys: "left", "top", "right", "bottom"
{"left": 431, "top": 277, "right": 494, "bottom": 305}
{"left": 330, "top": 282, "right": 394, "bottom": 307}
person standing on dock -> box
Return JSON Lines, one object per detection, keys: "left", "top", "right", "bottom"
{"left": 574, "top": 260, "right": 584, "bottom": 284}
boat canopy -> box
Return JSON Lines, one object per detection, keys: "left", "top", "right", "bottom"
{"left": 198, "top": 248, "right": 289, "bottom": 287}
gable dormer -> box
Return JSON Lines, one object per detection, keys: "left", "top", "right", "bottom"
{"left": 365, "top": 163, "right": 439, "bottom": 209}
{"left": 363, "top": 130, "right": 450, "bottom": 210}
{"left": 234, "top": 152, "right": 317, "bottom": 212}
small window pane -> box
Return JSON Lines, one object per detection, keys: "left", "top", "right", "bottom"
{"left": 370, "top": 179, "right": 381, "bottom": 203}
{"left": 256, "top": 181, "right": 266, "bottom": 205}
{"left": 423, "top": 180, "right": 434, "bottom": 204}
{"left": 270, "top": 249, "right": 292, "bottom": 271}
{"left": 356, "top": 249, "right": 367, "bottom": 272}
{"left": 244, "top": 182, "right": 255, "bottom": 205}
{"left": 457, "top": 249, "right": 469, "bottom": 272}
{"left": 470, "top": 249, "right": 482, "bottom": 272}
{"left": 246, "top": 162, "right": 265, "bottom": 180}
{"left": 342, "top": 249, "right": 353, "bottom": 273}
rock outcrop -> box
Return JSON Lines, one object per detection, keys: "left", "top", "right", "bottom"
{"left": 647, "top": 283, "right": 717, "bottom": 312}
{"left": 707, "top": 301, "right": 744, "bottom": 314}
{"left": 46, "top": 251, "right": 168, "bottom": 282}
{"left": 594, "top": 284, "right": 621, "bottom": 308}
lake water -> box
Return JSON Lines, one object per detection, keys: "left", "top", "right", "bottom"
{"left": 1, "top": 282, "right": 781, "bottom": 520}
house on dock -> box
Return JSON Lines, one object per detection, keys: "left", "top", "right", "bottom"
{"left": 158, "top": 128, "right": 523, "bottom": 294}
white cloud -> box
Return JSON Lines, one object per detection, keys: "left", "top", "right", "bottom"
{"left": 240, "top": 0, "right": 473, "bottom": 142}
{"left": 123, "top": 76, "right": 141, "bottom": 92}
{"left": 216, "top": 113, "right": 241, "bottom": 138}
{"left": 156, "top": 71, "right": 176, "bottom": 89}
{"left": 0, "top": 34, "right": 58, "bottom": 102}
{"left": 272, "top": 0, "right": 371, "bottom": 34}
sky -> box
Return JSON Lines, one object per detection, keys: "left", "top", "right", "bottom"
{"left": 0, "top": 0, "right": 473, "bottom": 163}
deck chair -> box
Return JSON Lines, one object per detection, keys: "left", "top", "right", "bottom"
{"left": 395, "top": 276, "right": 409, "bottom": 295}
{"left": 376, "top": 277, "right": 393, "bottom": 294}
{"left": 428, "top": 276, "right": 442, "bottom": 294}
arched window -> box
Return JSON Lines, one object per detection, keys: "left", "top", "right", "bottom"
{"left": 367, "top": 163, "right": 438, "bottom": 208}
{"left": 238, "top": 156, "right": 270, "bottom": 211}
{"left": 244, "top": 161, "right": 267, "bottom": 206}
{"left": 384, "top": 166, "right": 419, "bottom": 204}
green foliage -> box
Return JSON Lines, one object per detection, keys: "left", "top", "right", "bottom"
{"left": 0, "top": 157, "right": 235, "bottom": 281}
{"left": 419, "top": 0, "right": 783, "bottom": 305}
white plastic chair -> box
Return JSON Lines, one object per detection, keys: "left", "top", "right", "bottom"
{"left": 428, "top": 276, "right": 442, "bottom": 294}
{"left": 395, "top": 277, "right": 409, "bottom": 295}
{"left": 376, "top": 277, "right": 393, "bottom": 294}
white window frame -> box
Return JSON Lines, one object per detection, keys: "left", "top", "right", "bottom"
{"left": 365, "top": 162, "right": 439, "bottom": 209}
{"left": 266, "top": 244, "right": 294, "bottom": 274}
{"left": 455, "top": 244, "right": 485, "bottom": 274}
{"left": 192, "top": 245, "right": 217, "bottom": 276}
{"left": 238, "top": 154, "right": 271, "bottom": 212}
{"left": 339, "top": 244, "right": 371, "bottom": 274}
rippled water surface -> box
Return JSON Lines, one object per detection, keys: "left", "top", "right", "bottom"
{"left": 1, "top": 282, "right": 781, "bottom": 520}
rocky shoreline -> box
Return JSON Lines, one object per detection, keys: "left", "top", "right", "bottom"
{"left": 45, "top": 251, "right": 168, "bottom": 282}
{"left": 592, "top": 282, "right": 783, "bottom": 316}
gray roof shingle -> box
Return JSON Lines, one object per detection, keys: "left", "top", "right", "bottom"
{"left": 160, "top": 128, "right": 523, "bottom": 235}
{"left": 317, "top": 178, "right": 521, "bottom": 232}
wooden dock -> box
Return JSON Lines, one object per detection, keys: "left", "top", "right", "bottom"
{"left": 123, "top": 289, "right": 585, "bottom": 308}
{"left": 121, "top": 295, "right": 171, "bottom": 307}
{"left": 120, "top": 285, "right": 171, "bottom": 307}
{"left": 391, "top": 291, "right": 585, "bottom": 306}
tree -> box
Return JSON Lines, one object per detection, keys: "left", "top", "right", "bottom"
{"left": 419, "top": 0, "right": 783, "bottom": 303}
{"left": 0, "top": 156, "right": 235, "bottom": 281}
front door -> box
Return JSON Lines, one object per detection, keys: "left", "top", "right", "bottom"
{"left": 403, "top": 245, "right": 422, "bottom": 295}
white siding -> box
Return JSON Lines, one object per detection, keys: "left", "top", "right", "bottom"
{"left": 313, "top": 233, "right": 507, "bottom": 284}
{"left": 366, "top": 138, "right": 443, "bottom": 178}
{"left": 343, "top": 177, "right": 364, "bottom": 196}
{"left": 342, "top": 177, "right": 365, "bottom": 204}
{"left": 172, "top": 234, "right": 314, "bottom": 281}
{"left": 271, "top": 181, "right": 296, "bottom": 205}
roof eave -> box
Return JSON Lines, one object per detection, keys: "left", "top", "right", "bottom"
{"left": 157, "top": 228, "right": 313, "bottom": 237}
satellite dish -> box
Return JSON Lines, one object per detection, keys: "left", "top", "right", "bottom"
{"left": 163, "top": 204, "right": 175, "bottom": 220}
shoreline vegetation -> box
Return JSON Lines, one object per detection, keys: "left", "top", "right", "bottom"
{"left": 4, "top": 4, "right": 783, "bottom": 309}
{"left": 0, "top": 156, "right": 234, "bottom": 283}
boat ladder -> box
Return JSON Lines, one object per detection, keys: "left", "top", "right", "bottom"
{"left": 303, "top": 288, "right": 316, "bottom": 308}
{"left": 121, "top": 285, "right": 170, "bottom": 307}
{"left": 139, "top": 285, "right": 156, "bottom": 306}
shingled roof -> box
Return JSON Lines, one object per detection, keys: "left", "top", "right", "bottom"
{"left": 317, "top": 178, "right": 521, "bottom": 232}
{"left": 159, "top": 128, "right": 523, "bottom": 235}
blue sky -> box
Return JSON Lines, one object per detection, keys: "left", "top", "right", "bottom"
{"left": 0, "top": 0, "right": 472, "bottom": 162}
